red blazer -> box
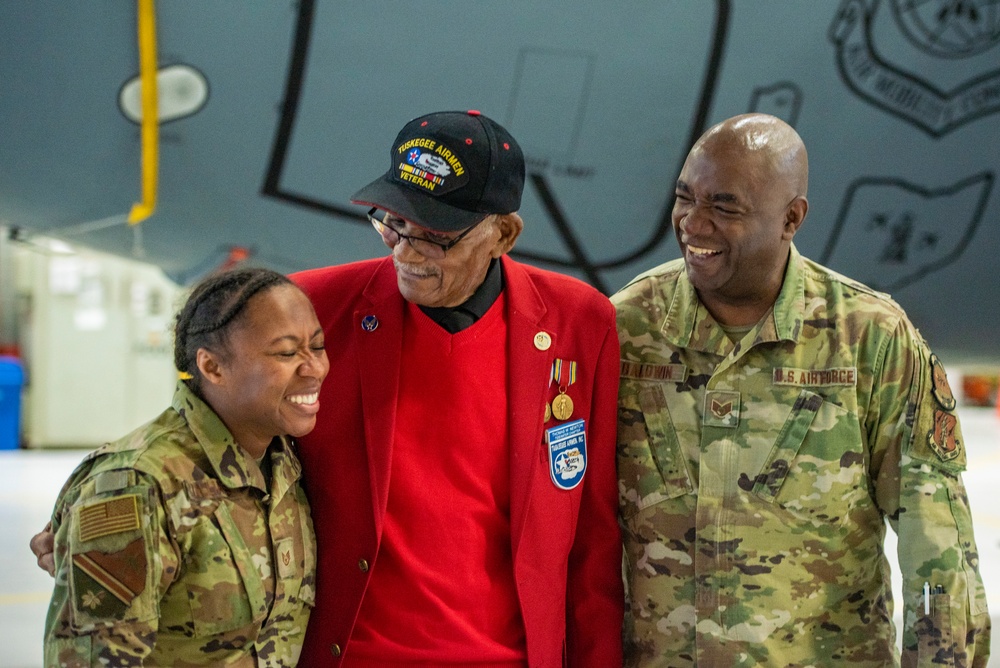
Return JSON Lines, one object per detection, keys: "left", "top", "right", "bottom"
{"left": 293, "top": 256, "right": 623, "bottom": 667}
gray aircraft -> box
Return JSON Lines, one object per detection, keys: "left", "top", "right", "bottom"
{"left": 1, "top": 0, "right": 998, "bottom": 363}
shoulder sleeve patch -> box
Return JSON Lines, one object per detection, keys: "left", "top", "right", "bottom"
{"left": 78, "top": 495, "right": 140, "bottom": 543}
{"left": 929, "top": 353, "right": 957, "bottom": 411}
{"left": 72, "top": 537, "right": 147, "bottom": 617}
{"left": 927, "top": 409, "right": 961, "bottom": 463}
{"left": 905, "top": 350, "right": 966, "bottom": 472}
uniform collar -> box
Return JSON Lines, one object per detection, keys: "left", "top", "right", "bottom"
{"left": 171, "top": 381, "right": 299, "bottom": 492}
{"left": 769, "top": 243, "right": 806, "bottom": 343}
{"left": 662, "top": 243, "right": 805, "bottom": 355}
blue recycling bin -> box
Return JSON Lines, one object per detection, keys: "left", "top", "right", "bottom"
{"left": 0, "top": 356, "right": 24, "bottom": 450}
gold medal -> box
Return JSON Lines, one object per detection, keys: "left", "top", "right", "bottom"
{"left": 544, "top": 402, "right": 552, "bottom": 422}
{"left": 551, "top": 392, "right": 574, "bottom": 420}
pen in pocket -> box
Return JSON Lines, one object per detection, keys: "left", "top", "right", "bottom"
{"left": 923, "top": 582, "right": 946, "bottom": 615}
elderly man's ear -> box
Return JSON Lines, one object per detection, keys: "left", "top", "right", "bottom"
{"left": 491, "top": 213, "right": 524, "bottom": 258}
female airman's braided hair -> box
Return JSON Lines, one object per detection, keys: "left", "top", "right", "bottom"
{"left": 174, "top": 267, "right": 294, "bottom": 395}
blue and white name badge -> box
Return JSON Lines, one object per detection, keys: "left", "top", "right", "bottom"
{"left": 546, "top": 418, "right": 587, "bottom": 490}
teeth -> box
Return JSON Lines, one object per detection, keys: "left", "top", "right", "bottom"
{"left": 688, "top": 245, "right": 719, "bottom": 256}
{"left": 287, "top": 393, "right": 318, "bottom": 405}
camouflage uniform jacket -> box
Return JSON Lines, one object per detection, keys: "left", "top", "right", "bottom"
{"left": 613, "top": 245, "right": 990, "bottom": 667}
{"left": 43, "top": 382, "right": 317, "bottom": 667}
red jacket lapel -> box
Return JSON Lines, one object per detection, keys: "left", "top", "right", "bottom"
{"left": 357, "top": 258, "right": 405, "bottom": 535}
{"left": 501, "top": 257, "right": 556, "bottom": 556}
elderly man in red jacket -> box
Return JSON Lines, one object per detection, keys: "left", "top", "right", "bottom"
{"left": 31, "top": 109, "right": 623, "bottom": 667}
{"left": 291, "top": 110, "right": 623, "bottom": 666}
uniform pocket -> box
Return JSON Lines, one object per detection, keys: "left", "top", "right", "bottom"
{"left": 749, "top": 390, "right": 866, "bottom": 523}
{"left": 749, "top": 390, "right": 822, "bottom": 501}
{"left": 184, "top": 502, "right": 268, "bottom": 636}
{"left": 618, "top": 381, "right": 694, "bottom": 521}
{"left": 915, "top": 593, "right": 954, "bottom": 665}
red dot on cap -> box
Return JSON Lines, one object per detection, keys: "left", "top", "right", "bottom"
{"left": 503, "top": 143, "right": 510, "bottom": 150}
{"left": 467, "top": 110, "right": 481, "bottom": 116}
{"left": 421, "top": 121, "right": 428, "bottom": 126}
{"left": 465, "top": 138, "right": 473, "bottom": 145}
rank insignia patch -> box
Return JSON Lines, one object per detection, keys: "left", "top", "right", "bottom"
{"left": 276, "top": 537, "right": 296, "bottom": 580}
{"left": 711, "top": 399, "right": 732, "bottom": 418}
{"left": 703, "top": 390, "right": 740, "bottom": 429}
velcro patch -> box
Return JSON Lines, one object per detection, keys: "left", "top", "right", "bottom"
{"left": 72, "top": 537, "right": 147, "bottom": 617}
{"left": 620, "top": 361, "right": 688, "bottom": 383}
{"left": 928, "top": 409, "right": 961, "bottom": 462}
{"left": 930, "top": 354, "right": 957, "bottom": 411}
{"left": 94, "top": 470, "right": 131, "bottom": 495}
{"left": 704, "top": 390, "right": 740, "bottom": 428}
{"left": 276, "top": 538, "right": 296, "bottom": 580}
{"left": 78, "top": 495, "right": 140, "bottom": 543}
{"left": 773, "top": 367, "right": 857, "bottom": 387}
{"left": 184, "top": 478, "right": 223, "bottom": 501}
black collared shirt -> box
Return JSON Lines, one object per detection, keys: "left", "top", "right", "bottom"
{"left": 419, "top": 258, "right": 503, "bottom": 333}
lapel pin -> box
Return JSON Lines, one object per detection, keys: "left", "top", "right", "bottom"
{"left": 534, "top": 331, "right": 552, "bottom": 351}
{"left": 361, "top": 315, "right": 379, "bottom": 332}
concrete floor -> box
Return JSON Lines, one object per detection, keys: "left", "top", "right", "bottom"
{"left": 1, "top": 407, "right": 998, "bottom": 667}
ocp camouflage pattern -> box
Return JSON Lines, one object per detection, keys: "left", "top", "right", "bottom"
{"left": 613, "top": 245, "right": 990, "bottom": 667}
{"left": 44, "top": 382, "right": 316, "bottom": 667}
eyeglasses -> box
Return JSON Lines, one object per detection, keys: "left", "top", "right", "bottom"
{"left": 368, "top": 208, "right": 490, "bottom": 259}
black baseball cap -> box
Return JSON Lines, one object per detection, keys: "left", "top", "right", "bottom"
{"left": 351, "top": 110, "right": 525, "bottom": 233}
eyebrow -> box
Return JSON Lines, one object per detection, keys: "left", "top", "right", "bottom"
{"left": 710, "top": 193, "right": 740, "bottom": 204}
{"left": 269, "top": 328, "right": 324, "bottom": 346}
{"left": 675, "top": 180, "right": 741, "bottom": 205}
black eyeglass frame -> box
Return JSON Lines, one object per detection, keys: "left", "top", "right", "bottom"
{"left": 367, "top": 208, "right": 491, "bottom": 258}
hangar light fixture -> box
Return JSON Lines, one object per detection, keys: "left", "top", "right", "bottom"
{"left": 118, "top": 64, "right": 209, "bottom": 124}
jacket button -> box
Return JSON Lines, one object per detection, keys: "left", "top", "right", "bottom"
{"left": 330, "top": 643, "right": 342, "bottom": 657}
{"left": 358, "top": 558, "right": 369, "bottom": 572}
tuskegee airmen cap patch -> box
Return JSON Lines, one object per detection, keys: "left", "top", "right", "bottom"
{"left": 396, "top": 138, "right": 469, "bottom": 195}
{"left": 351, "top": 110, "right": 525, "bottom": 233}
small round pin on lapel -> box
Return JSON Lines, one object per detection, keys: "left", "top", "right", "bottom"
{"left": 534, "top": 331, "right": 552, "bottom": 351}
{"left": 361, "top": 315, "right": 379, "bottom": 332}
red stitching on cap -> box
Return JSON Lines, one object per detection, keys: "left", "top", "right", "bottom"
{"left": 421, "top": 121, "right": 428, "bottom": 126}
{"left": 467, "top": 109, "right": 481, "bottom": 116}
{"left": 465, "top": 138, "right": 473, "bottom": 144}
{"left": 503, "top": 143, "right": 510, "bottom": 150}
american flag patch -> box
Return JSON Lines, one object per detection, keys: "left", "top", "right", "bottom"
{"left": 78, "top": 495, "right": 140, "bottom": 543}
